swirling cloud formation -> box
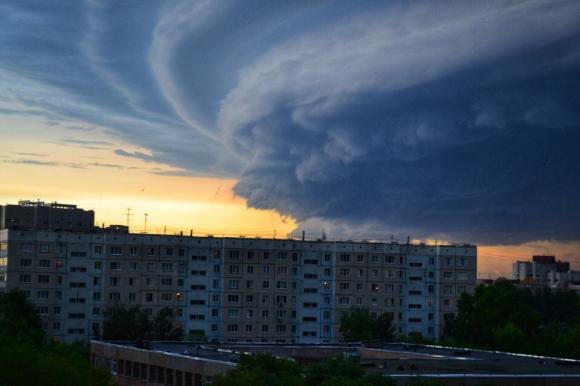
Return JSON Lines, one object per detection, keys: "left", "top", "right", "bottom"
{"left": 1, "top": 0, "right": 580, "bottom": 244}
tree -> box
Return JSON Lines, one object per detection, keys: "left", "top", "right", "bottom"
{"left": 0, "top": 290, "right": 110, "bottom": 386}
{"left": 0, "top": 289, "right": 44, "bottom": 345}
{"left": 103, "top": 305, "right": 182, "bottom": 340}
{"left": 305, "top": 357, "right": 395, "bottom": 386}
{"left": 209, "top": 353, "right": 304, "bottom": 386}
{"left": 340, "top": 307, "right": 395, "bottom": 342}
{"left": 151, "top": 307, "right": 183, "bottom": 340}
{"left": 103, "top": 305, "right": 152, "bottom": 340}
{"left": 445, "top": 279, "right": 580, "bottom": 358}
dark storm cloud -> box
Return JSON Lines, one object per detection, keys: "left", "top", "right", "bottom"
{"left": 1, "top": 0, "right": 580, "bottom": 244}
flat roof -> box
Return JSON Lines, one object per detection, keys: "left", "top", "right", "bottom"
{"left": 93, "top": 341, "right": 580, "bottom": 377}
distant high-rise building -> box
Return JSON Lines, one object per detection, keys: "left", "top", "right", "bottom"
{"left": 0, "top": 202, "right": 477, "bottom": 343}
{"left": 512, "top": 255, "right": 579, "bottom": 289}
{"left": 0, "top": 200, "right": 95, "bottom": 232}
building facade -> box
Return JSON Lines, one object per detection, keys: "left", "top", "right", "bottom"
{"left": 0, "top": 226, "right": 477, "bottom": 344}
{"left": 512, "top": 255, "right": 579, "bottom": 289}
{"left": 0, "top": 200, "right": 95, "bottom": 232}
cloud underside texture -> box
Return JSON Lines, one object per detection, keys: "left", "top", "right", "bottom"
{"left": 1, "top": 1, "right": 580, "bottom": 244}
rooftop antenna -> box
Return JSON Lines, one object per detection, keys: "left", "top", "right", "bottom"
{"left": 163, "top": 225, "right": 167, "bottom": 235}
{"left": 123, "top": 207, "right": 133, "bottom": 229}
{"left": 322, "top": 228, "right": 327, "bottom": 241}
{"left": 273, "top": 229, "right": 277, "bottom": 239}
{"left": 144, "top": 213, "right": 148, "bottom": 234}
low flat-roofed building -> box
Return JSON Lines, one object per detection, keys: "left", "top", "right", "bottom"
{"left": 91, "top": 341, "right": 580, "bottom": 386}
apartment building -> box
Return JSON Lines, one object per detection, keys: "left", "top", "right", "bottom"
{"left": 0, "top": 200, "right": 94, "bottom": 231}
{"left": 0, "top": 226, "right": 477, "bottom": 344}
{"left": 512, "top": 255, "right": 579, "bottom": 289}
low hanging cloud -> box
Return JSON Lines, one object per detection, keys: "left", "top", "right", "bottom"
{"left": 1, "top": 1, "right": 580, "bottom": 244}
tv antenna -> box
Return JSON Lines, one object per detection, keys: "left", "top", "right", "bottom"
{"left": 144, "top": 213, "right": 148, "bottom": 234}
{"left": 123, "top": 207, "right": 133, "bottom": 228}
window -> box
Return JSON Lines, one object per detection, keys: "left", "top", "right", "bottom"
{"left": 227, "top": 324, "right": 238, "bottom": 332}
{"left": 162, "top": 263, "right": 173, "bottom": 272}
{"left": 110, "top": 262, "right": 122, "bottom": 270}
{"left": 443, "top": 271, "right": 454, "bottom": 280}
{"left": 228, "top": 309, "right": 240, "bottom": 318}
{"left": 109, "top": 292, "right": 121, "bottom": 301}
{"left": 277, "top": 266, "right": 288, "bottom": 275}
{"left": 228, "top": 295, "right": 240, "bottom": 303}
{"left": 110, "top": 246, "right": 122, "bottom": 255}
{"left": 110, "top": 277, "right": 120, "bottom": 286}
{"left": 37, "top": 290, "right": 49, "bottom": 299}
{"left": 339, "top": 282, "right": 350, "bottom": 290}
{"left": 37, "top": 275, "right": 50, "bottom": 283}
{"left": 161, "top": 278, "right": 173, "bottom": 286}
{"left": 37, "top": 306, "right": 49, "bottom": 315}
{"left": 129, "top": 261, "right": 137, "bottom": 270}
{"left": 277, "top": 252, "right": 288, "bottom": 260}
{"left": 262, "top": 280, "right": 270, "bottom": 289}
{"left": 40, "top": 243, "right": 50, "bottom": 253}
{"left": 161, "top": 293, "right": 173, "bottom": 301}
{"left": 21, "top": 243, "right": 33, "bottom": 253}
{"left": 339, "top": 297, "right": 350, "bottom": 305}
{"left": 20, "top": 259, "right": 32, "bottom": 267}
{"left": 147, "top": 262, "right": 156, "bottom": 272}
{"left": 276, "top": 281, "right": 287, "bottom": 289}
{"left": 340, "top": 254, "right": 350, "bottom": 262}
{"left": 229, "top": 280, "right": 240, "bottom": 289}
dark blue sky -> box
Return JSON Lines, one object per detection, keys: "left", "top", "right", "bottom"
{"left": 1, "top": 0, "right": 580, "bottom": 246}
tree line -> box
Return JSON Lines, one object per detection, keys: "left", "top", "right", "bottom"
{"left": 0, "top": 290, "right": 110, "bottom": 386}
{"left": 444, "top": 279, "right": 580, "bottom": 358}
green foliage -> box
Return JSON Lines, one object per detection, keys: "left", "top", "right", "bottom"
{"left": 0, "top": 290, "right": 110, "bottom": 386}
{"left": 0, "top": 342, "right": 110, "bottom": 386}
{"left": 445, "top": 279, "right": 580, "bottom": 358}
{"left": 340, "top": 307, "right": 395, "bottom": 342}
{"left": 0, "top": 289, "right": 44, "bottom": 345}
{"left": 307, "top": 358, "right": 395, "bottom": 386}
{"left": 103, "top": 305, "right": 182, "bottom": 340}
{"left": 210, "top": 354, "right": 396, "bottom": 386}
{"left": 151, "top": 307, "right": 183, "bottom": 340}
{"left": 210, "top": 353, "right": 304, "bottom": 386}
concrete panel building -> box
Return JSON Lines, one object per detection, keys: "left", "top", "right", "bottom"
{"left": 0, "top": 202, "right": 477, "bottom": 344}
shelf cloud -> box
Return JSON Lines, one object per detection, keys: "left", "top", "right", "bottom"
{"left": 1, "top": 0, "right": 579, "bottom": 244}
